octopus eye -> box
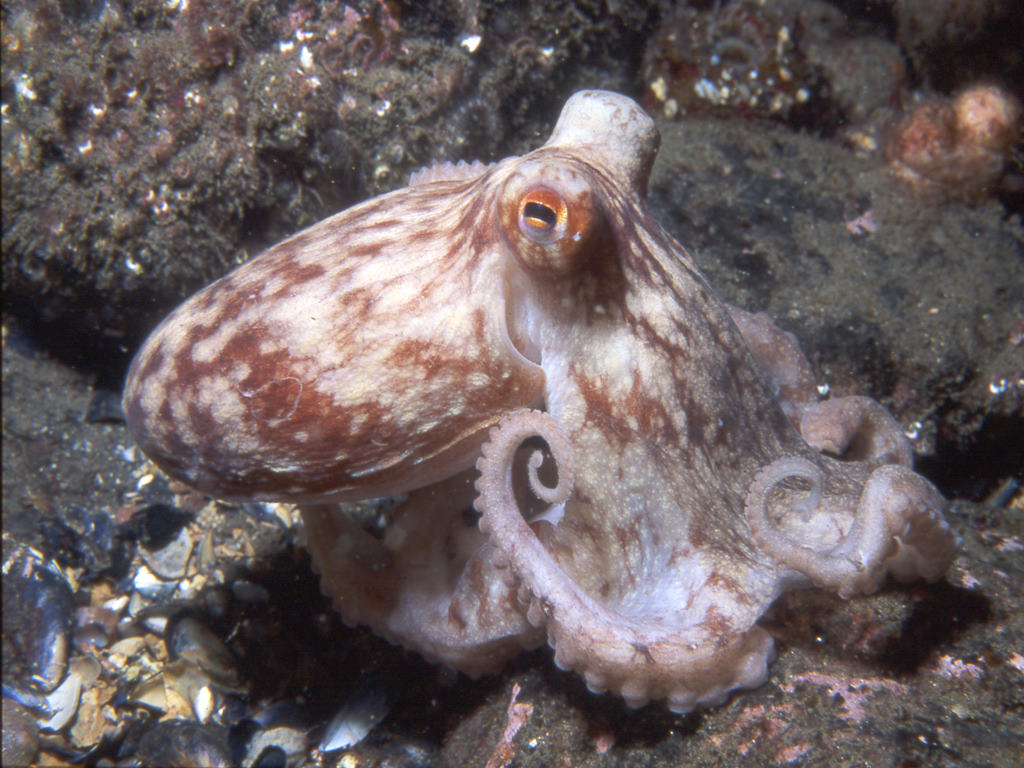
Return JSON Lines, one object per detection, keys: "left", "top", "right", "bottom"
{"left": 499, "top": 164, "right": 600, "bottom": 276}
{"left": 518, "top": 188, "right": 568, "bottom": 244}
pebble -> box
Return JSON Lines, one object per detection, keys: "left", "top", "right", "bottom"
{"left": 232, "top": 579, "right": 270, "bottom": 604}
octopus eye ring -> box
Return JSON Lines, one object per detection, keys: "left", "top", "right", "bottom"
{"left": 518, "top": 187, "right": 568, "bottom": 244}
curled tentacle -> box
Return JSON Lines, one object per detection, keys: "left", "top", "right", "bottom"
{"left": 746, "top": 458, "right": 957, "bottom": 598}
{"left": 475, "top": 408, "right": 574, "bottom": 517}
{"left": 744, "top": 457, "right": 862, "bottom": 593}
{"left": 527, "top": 429, "right": 574, "bottom": 506}
{"left": 475, "top": 409, "right": 774, "bottom": 712}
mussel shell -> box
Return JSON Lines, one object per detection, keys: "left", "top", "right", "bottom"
{"left": 2, "top": 563, "right": 73, "bottom": 694}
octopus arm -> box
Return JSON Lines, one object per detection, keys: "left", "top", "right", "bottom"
{"left": 475, "top": 410, "right": 776, "bottom": 713}
{"left": 302, "top": 471, "right": 545, "bottom": 676}
{"left": 799, "top": 396, "right": 914, "bottom": 466}
{"left": 745, "top": 457, "right": 958, "bottom": 599}
{"left": 726, "top": 306, "right": 818, "bottom": 428}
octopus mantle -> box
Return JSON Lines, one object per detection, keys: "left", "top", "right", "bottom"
{"left": 123, "top": 91, "right": 957, "bottom": 712}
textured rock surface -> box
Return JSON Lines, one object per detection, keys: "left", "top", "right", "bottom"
{"left": 648, "top": 116, "right": 1024, "bottom": 480}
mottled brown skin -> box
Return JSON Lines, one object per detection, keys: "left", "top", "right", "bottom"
{"left": 124, "top": 91, "right": 957, "bottom": 712}
{"left": 124, "top": 174, "right": 546, "bottom": 501}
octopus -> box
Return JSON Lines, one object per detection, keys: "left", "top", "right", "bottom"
{"left": 123, "top": 91, "right": 958, "bottom": 712}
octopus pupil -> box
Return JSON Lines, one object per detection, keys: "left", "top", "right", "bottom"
{"left": 523, "top": 201, "right": 557, "bottom": 229}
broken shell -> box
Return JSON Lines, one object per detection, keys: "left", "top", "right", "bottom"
{"left": 131, "top": 658, "right": 221, "bottom": 723}
{"left": 3, "top": 558, "right": 73, "bottom": 693}
{"left": 38, "top": 668, "right": 82, "bottom": 732}
{"left": 36, "top": 656, "right": 102, "bottom": 735}
{"left": 132, "top": 720, "right": 233, "bottom": 768}
{"left": 142, "top": 613, "right": 169, "bottom": 636}
{"left": 131, "top": 564, "right": 176, "bottom": 601}
{"left": 72, "top": 623, "right": 109, "bottom": 653}
{"left": 165, "top": 615, "right": 239, "bottom": 688}
{"left": 196, "top": 531, "right": 218, "bottom": 572}
{"left": 140, "top": 525, "right": 195, "bottom": 580}
{"left": 39, "top": 505, "right": 135, "bottom": 581}
{"left": 73, "top": 605, "right": 122, "bottom": 652}
{"left": 244, "top": 726, "right": 308, "bottom": 768}
{"left": 193, "top": 684, "right": 217, "bottom": 723}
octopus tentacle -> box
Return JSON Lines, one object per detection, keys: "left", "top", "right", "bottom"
{"left": 476, "top": 409, "right": 774, "bottom": 712}
{"left": 744, "top": 457, "right": 859, "bottom": 592}
{"left": 727, "top": 306, "right": 818, "bottom": 427}
{"left": 800, "top": 395, "right": 914, "bottom": 466}
{"left": 300, "top": 475, "right": 543, "bottom": 676}
{"left": 475, "top": 409, "right": 573, "bottom": 530}
{"left": 526, "top": 426, "right": 574, "bottom": 506}
{"left": 853, "top": 464, "right": 959, "bottom": 585}
{"left": 746, "top": 458, "right": 957, "bottom": 598}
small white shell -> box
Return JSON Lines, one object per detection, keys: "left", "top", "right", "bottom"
{"left": 320, "top": 685, "right": 391, "bottom": 752}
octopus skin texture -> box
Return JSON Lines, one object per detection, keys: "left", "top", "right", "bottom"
{"left": 122, "top": 90, "right": 958, "bottom": 712}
